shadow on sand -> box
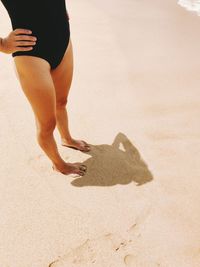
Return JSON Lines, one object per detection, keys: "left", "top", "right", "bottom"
{"left": 71, "top": 132, "right": 153, "bottom": 187}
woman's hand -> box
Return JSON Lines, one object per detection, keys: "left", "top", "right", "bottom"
{"left": 0, "top": 28, "right": 37, "bottom": 54}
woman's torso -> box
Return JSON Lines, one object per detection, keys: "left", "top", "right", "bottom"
{"left": 1, "top": 0, "right": 69, "bottom": 33}
{"left": 1, "top": 0, "right": 70, "bottom": 69}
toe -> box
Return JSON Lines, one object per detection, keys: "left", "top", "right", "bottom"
{"left": 74, "top": 162, "right": 87, "bottom": 170}
{"left": 81, "top": 140, "right": 90, "bottom": 147}
{"left": 83, "top": 147, "right": 90, "bottom": 152}
{"left": 81, "top": 142, "right": 91, "bottom": 151}
{"left": 80, "top": 165, "right": 87, "bottom": 171}
{"left": 78, "top": 170, "right": 85, "bottom": 176}
{"left": 81, "top": 163, "right": 87, "bottom": 168}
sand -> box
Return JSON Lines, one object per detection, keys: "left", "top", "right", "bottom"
{"left": 0, "top": 0, "right": 200, "bottom": 266}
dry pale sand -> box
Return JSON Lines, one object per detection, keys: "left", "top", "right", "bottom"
{"left": 0, "top": 0, "right": 200, "bottom": 266}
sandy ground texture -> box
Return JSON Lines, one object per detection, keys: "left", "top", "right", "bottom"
{"left": 0, "top": 0, "right": 200, "bottom": 266}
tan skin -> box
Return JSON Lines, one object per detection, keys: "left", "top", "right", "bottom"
{"left": 0, "top": 28, "right": 91, "bottom": 176}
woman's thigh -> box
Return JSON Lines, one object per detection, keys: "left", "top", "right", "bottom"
{"left": 50, "top": 38, "right": 74, "bottom": 106}
{"left": 13, "top": 56, "right": 56, "bottom": 127}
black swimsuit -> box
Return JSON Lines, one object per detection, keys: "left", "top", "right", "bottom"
{"left": 1, "top": 0, "right": 70, "bottom": 70}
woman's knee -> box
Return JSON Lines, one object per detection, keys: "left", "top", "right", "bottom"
{"left": 37, "top": 117, "right": 57, "bottom": 135}
{"left": 56, "top": 97, "right": 68, "bottom": 109}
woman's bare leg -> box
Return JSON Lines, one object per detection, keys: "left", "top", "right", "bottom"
{"left": 13, "top": 55, "right": 86, "bottom": 175}
{"left": 50, "top": 38, "right": 91, "bottom": 152}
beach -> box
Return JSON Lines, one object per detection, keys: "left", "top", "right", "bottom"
{"left": 0, "top": 0, "right": 200, "bottom": 266}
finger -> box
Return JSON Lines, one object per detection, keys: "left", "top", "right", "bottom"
{"left": 16, "top": 46, "right": 33, "bottom": 51}
{"left": 14, "top": 29, "right": 32, "bottom": 35}
{"left": 15, "top": 35, "right": 37, "bottom": 41}
{"left": 15, "top": 41, "right": 36, "bottom": 46}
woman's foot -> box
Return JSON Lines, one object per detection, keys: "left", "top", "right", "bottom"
{"left": 52, "top": 162, "right": 87, "bottom": 176}
{"left": 61, "top": 138, "right": 91, "bottom": 152}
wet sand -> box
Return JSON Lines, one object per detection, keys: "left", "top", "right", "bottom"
{"left": 0, "top": 0, "right": 200, "bottom": 266}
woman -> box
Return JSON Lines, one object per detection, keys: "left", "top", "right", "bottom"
{"left": 0, "top": 0, "right": 91, "bottom": 176}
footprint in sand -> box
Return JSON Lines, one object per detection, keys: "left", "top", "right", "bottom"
{"left": 124, "top": 255, "right": 161, "bottom": 267}
{"left": 124, "top": 254, "right": 135, "bottom": 266}
{"left": 27, "top": 154, "right": 51, "bottom": 173}
{"left": 48, "top": 232, "right": 130, "bottom": 267}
